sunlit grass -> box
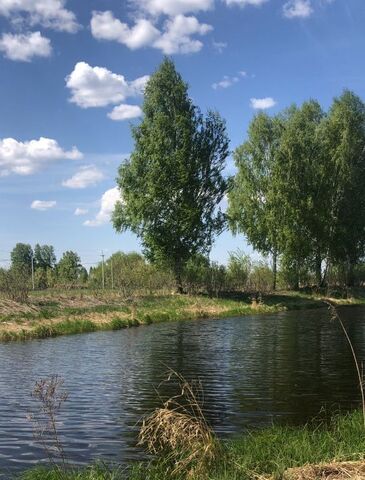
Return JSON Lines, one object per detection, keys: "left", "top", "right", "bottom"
{"left": 19, "top": 411, "right": 364, "bottom": 480}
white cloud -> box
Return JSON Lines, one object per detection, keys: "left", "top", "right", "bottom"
{"left": 283, "top": 0, "right": 313, "bottom": 18}
{"left": 134, "top": 0, "right": 214, "bottom": 16}
{"left": 91, "top": 11, "right": 212, "bottom": 55}
{"left": 225, "top": 0, "right": 268, "bottom": 7}
{"left": 66, "top": 61, "right": 149, "bottom": 109}
{"left": 31, "top": 200, "right": 56, "bottom": 211}
{"left": 250, "top": 97, "right": 277, "bottom": 109}
{"left": 84, "top": 187, "right": 121, "bottom": 227}
{"left": 108, "top": 104, "right": 142, "bottom": 121}
{"left": 154, "top": 15, "right": 212, "bottom": 54}
{"left": 212, "top": 75, "right": 239, "bottom": 90}
{"left": 212, "top": 40, "right": 227, "bottom": 53}
{"left": 0, "top": 0, "right": 79, "bottom": 32}
{"left": 0, "top": 31, "right": 51, "bottom": 61}
{"left": 74, "top": 207, "right": 88, "bottom": 216}
{"left": 62, "top": 165, "right": 104, "bottom": 189}
{"left": 91, "top": 11, "right": 160, "bottom": 50}
{"left": 0, "top": 137, "right": 82, "bottom": 176}
{"left": 212, "top": 71, "right": 247, "bottom": 89}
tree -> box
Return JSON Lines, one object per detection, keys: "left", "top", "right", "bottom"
{"left": 227, "top": 112, "right": 283, "bottom": 290}
{"left": 57, "top": 251, "right": 82, "bottom": 284}
{"left": 113, "top": 59, "right": 229, "bottom": 292}
{"left": 34, "top": 244, "right": 56, "bottom": 270}
{"left": 322, "top": 90, "right": 365, "bottom": 285}
{"left": 275, "top": 100, "right": 326, "bottom": 287}
{"left": 10, "top": 243, "right": 33, "bottom": 275}
{"left": 227, "top": 249, "right": 251, "bottom": 291}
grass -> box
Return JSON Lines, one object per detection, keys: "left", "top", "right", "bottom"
{"left": 18, "top": 410, "right": 365, "bottom": 480}
{"left": 1, "top": 288, "right": 365, "bottom": 342}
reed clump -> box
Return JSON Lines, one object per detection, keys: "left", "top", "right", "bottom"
{"left": 138, "top": 370, "right": 219, "bottom": 478}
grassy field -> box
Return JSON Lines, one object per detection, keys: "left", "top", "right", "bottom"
{"left": 1, "top": 288, "right": 364, "bottom": 342}
{"left": 19, "top": 410, "right": 365, "bottom": 479}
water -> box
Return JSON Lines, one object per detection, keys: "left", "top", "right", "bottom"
{"left": 0, "top": 305, "right": 364, "bottom": 476}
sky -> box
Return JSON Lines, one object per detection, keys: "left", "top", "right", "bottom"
{"left": 0, "top": 0, "right": 364, "bottom": 269}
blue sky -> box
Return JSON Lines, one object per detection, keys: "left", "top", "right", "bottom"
{"left": 0, "top": 0, "right": 364, "bottom": 268}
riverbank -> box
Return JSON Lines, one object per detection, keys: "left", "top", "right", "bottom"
{"left": 19, "top": 410, "right": 365, "bottom": 479}
{"left": 1, "top": 289, "right": 364, "bottom": 342}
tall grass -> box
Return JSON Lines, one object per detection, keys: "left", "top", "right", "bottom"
{"left": 19, "top": 411, "right": 365, "bottom": 480}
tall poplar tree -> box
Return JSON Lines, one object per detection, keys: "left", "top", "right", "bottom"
{"left": 113, "top": 59, "right": 229, "bottom": 292}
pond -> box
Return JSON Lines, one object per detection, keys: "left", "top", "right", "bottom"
{"left": 0, "top": 305, "right": 364, "bottom": 477}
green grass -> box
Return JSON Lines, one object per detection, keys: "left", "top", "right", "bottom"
{"left": 18, "top": 411, "right": 365, "bottom": 480}
{"left": 2, "top": 288, "right": 365, "bottom": 342}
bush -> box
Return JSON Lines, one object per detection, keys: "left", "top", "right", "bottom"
{"left": 0, "top": 267, "right": 30, "bottom": 303}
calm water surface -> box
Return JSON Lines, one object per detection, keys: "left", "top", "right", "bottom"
{"left": 0, "top": 306, "right": 364, "bottom": 477}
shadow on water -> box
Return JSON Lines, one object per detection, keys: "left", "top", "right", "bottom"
{"left": 0, "top": 305, "right": 364, "bottom": 475}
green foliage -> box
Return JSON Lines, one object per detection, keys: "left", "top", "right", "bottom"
{"left": 113, "top": 59, "right": 229, "bottom": 290}
{"left": 34, "top": 244, "right": 56, "bottom": 270}
{"left": 89, "top": 251, "right": 174, "bottom": 295}
{"left": 11, "top": 243, "right": 33, "bottom": 275}
{"left": 229, "top": 91, "right": 365, "bottom": 288}
{"left": 227, "top": 112, "right": 283, "bottom": 289}
{"left": 182, "top": 254, "right": 211, "bottom": 294}
{"left": 0, "top": 266, "right": 30, "bottom": 302}
{"left": 57, "top": 251, "right": 83, "bottom": 285}
{"left": 227, "top": 250, "right": 251, "bottom": 291}
{"left": 248, "top": 260, "right": 274, "bottom": 293}
{"left": 19, "top": 411, "right": 364, "bottom": 480}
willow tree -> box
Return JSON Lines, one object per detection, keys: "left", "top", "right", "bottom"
{"left": 112, "top": 59, "right": 229, "bottom": 292}
{"left": 227, "top": 112, "right": 283, "bottom": 290}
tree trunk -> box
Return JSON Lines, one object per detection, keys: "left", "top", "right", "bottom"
{"left": 315, "top": 251, "right": 322, "bottom": 287}
{"left": 346, "top": 258, "right": 355, "bottom": 287}
{"left": 272, "top": 250, "right": 277, "bottom": 291}
{"left": 175, "top": 261, "right": 184, "bottom": 294}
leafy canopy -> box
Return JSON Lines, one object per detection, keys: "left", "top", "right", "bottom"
{"left": 113, "top": 59, "right": 229, "bottom": 285}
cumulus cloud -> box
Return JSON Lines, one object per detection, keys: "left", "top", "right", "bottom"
{"left": 91, "top": 11, "right": 160, "bottom": 50}
{"left": 62, "top": 165, "right": 104, "bottom": 189}
{"left": 84, "top": 187, "right": 121, "bottom": 227}
{"left": 91, "top": 10, "right": 212, "bottom": 55}
{"left": 0, "top": 31, "right": 51, "bottom": 61}
{"left": 212, "top": 71, "right": 247, "bottom": 90}
{"left": 31, "top": 200, "right": 56, "bottom": 210}
{"left": 250, "top": 97, "right": 277, "bottom": 109}
{"left": 0, "top": 0, "right": 79, "bottom": 32}
{"left": 66, "top": 62, "right": 149, "bottom": 109}
{"left": 108, "top": 104, "right": 142, "bottom": 121}
{"left": 0, "top": 137, "right": 82, "bottom": 176}
{"left": 283, "top": 0, "right": 313, "bottom": 18}
{"left": 154, "top": 14, "right": 212, "bottom": 54}
{"left": 225, "top": 0, "right": 268, "bottom": 7}
{"left": 74, "top": 207, "right": 88, "bottom": 216}
{"left": 133, "top": 0, "right": 214, "bottom": 16}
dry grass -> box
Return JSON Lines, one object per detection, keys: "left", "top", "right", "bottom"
{"left": 138, "top": 370, "right": 219, "bottom": 478}
{"left": 282, "top": 461, "right": 365, "bottom": 479}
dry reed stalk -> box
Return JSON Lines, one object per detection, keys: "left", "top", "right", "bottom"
{"left": 138, "top": 369, "right": 219, "bottom": 478}
{"left": 325, "top": 302, "right": 365, "bottom": 428}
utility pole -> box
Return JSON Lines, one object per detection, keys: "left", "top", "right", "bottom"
{"left": 111, "top": 258, "right": 114, "bottom": 290}
{"left": 101, "top": 251, "right": 105, "bottom": 290}
{"left": 31, "top": 253, "right": 35, "bottom": 290}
